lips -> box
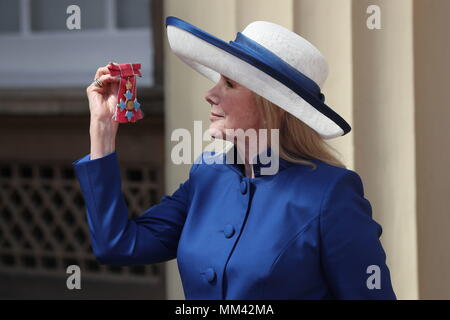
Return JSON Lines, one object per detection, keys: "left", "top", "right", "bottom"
{"left": 210, "top": 112, "right": 224, "bottom": 121}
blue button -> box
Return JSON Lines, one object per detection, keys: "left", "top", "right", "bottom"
{"left": 224, "top": 224, "right": 235, "bottom": 238}
{"left": 204, "top": 267, "right": 216, "bottom": 283}
{"left": 240, "top": 180, "right": 247, "bottom": 194}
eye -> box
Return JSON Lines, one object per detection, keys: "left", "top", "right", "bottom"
{"left": 225, "top": 79, "right": 234, "bottom": 88}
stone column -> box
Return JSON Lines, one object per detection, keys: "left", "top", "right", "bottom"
{"left": 352, "top": 0, "right": 418, "bottom": 299}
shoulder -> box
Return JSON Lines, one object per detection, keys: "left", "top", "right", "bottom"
{"left": 283, "top": 159, "right": 365, "bottom": 197}
{"left": 317, "top": 160, "right": 365, "bottom": 199}
{"left": 314, "top": 161, "right": 374, "bottom": 226}
{"left": 307, "top": 158, "right": 360, "bottom": 178}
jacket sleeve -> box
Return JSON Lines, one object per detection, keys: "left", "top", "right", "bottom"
{"left": 319, "top": 170, "right": 397, "bottom": 299}
{"left": 72, "top": 151, "right": 197, "bottom": 266}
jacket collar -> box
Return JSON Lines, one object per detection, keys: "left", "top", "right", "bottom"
{"left": 224, "top": 144, "right": 294, "bottom": 177}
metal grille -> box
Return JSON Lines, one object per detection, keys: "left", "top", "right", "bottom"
{"left": 0, "top": 159, "right": 164, "bottom": 282}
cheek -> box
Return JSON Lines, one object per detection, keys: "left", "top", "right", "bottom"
{"left": 225, "top": 98, "right": 260, "bottom": 129}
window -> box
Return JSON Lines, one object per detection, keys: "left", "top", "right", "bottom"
{"left": 0, "top": 0, "right": 154, "bottom": 88}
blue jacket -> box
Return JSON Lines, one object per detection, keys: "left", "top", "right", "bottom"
{"left": 72, "top": 146, "right": 396, "bottom": 300}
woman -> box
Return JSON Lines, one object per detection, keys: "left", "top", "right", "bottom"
{"left": 73, "top": 17, "right": 396, "bottom": 299}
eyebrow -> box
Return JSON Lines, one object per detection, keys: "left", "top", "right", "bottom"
{"left": 222, "top": 75, "right": 235, "bottom": 84}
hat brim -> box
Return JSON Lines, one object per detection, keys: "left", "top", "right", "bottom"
{"left": 166, "top": 17, "right": 350, "bottom": 139}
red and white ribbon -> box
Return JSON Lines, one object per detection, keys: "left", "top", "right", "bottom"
{"left": 108, "top": 63, "right": 144, "bottom": 123}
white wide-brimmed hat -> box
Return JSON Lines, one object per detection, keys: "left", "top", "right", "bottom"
{"left": 166, "top": 16, "right": 351, "bottom": 139}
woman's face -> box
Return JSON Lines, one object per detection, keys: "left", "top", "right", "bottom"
{"left": 204, "top": 75, "right": 263, "bottom": 140}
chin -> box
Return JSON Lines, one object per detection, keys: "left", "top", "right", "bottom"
{"left": 208, "top": 125, "right": 224, "bottom": 140}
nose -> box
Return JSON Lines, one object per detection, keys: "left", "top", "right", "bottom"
{"left": 204, "top": 85, "right": 219, "bottom": 106}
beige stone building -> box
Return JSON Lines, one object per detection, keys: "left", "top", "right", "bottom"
{"left": 164, "top": 0, "right": 450, "bottom": 300}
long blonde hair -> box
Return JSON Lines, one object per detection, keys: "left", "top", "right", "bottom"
{"left": 254, "top": 93, "right": 347, "bottom": 170}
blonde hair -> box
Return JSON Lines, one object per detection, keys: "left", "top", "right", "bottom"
{"left": 253, "top": 93, "right": 347, "bottom": 170}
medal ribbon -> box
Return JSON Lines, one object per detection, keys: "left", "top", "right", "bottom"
{"left": 108, "top": 63, "right": 144, "bottom": 123}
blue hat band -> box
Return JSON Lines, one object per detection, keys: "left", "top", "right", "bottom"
{"left": 230, "top": 32, "right": 325, "bottom": 104}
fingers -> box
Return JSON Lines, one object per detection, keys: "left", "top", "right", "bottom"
{"left": 88, "top": 63, "right": 121, "bottom": 93}
{"left": 87, "top": 74, "right": 119, "bottom": 94}
{"left": 94, "top": 66, "right": 110, "bottom": 80}
{"left": 94, "top": 61, "right": 121, "bottom": 79}
{"left": 98, "top": 74, "right": 120, "bottom": 84}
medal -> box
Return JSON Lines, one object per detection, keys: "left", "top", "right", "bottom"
{"left": 107, "top": 63, "right": 144, "bottom": 123}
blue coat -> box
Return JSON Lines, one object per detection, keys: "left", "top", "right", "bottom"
{"left": 72, "top": 146, "right": 396, "bottom": 300}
